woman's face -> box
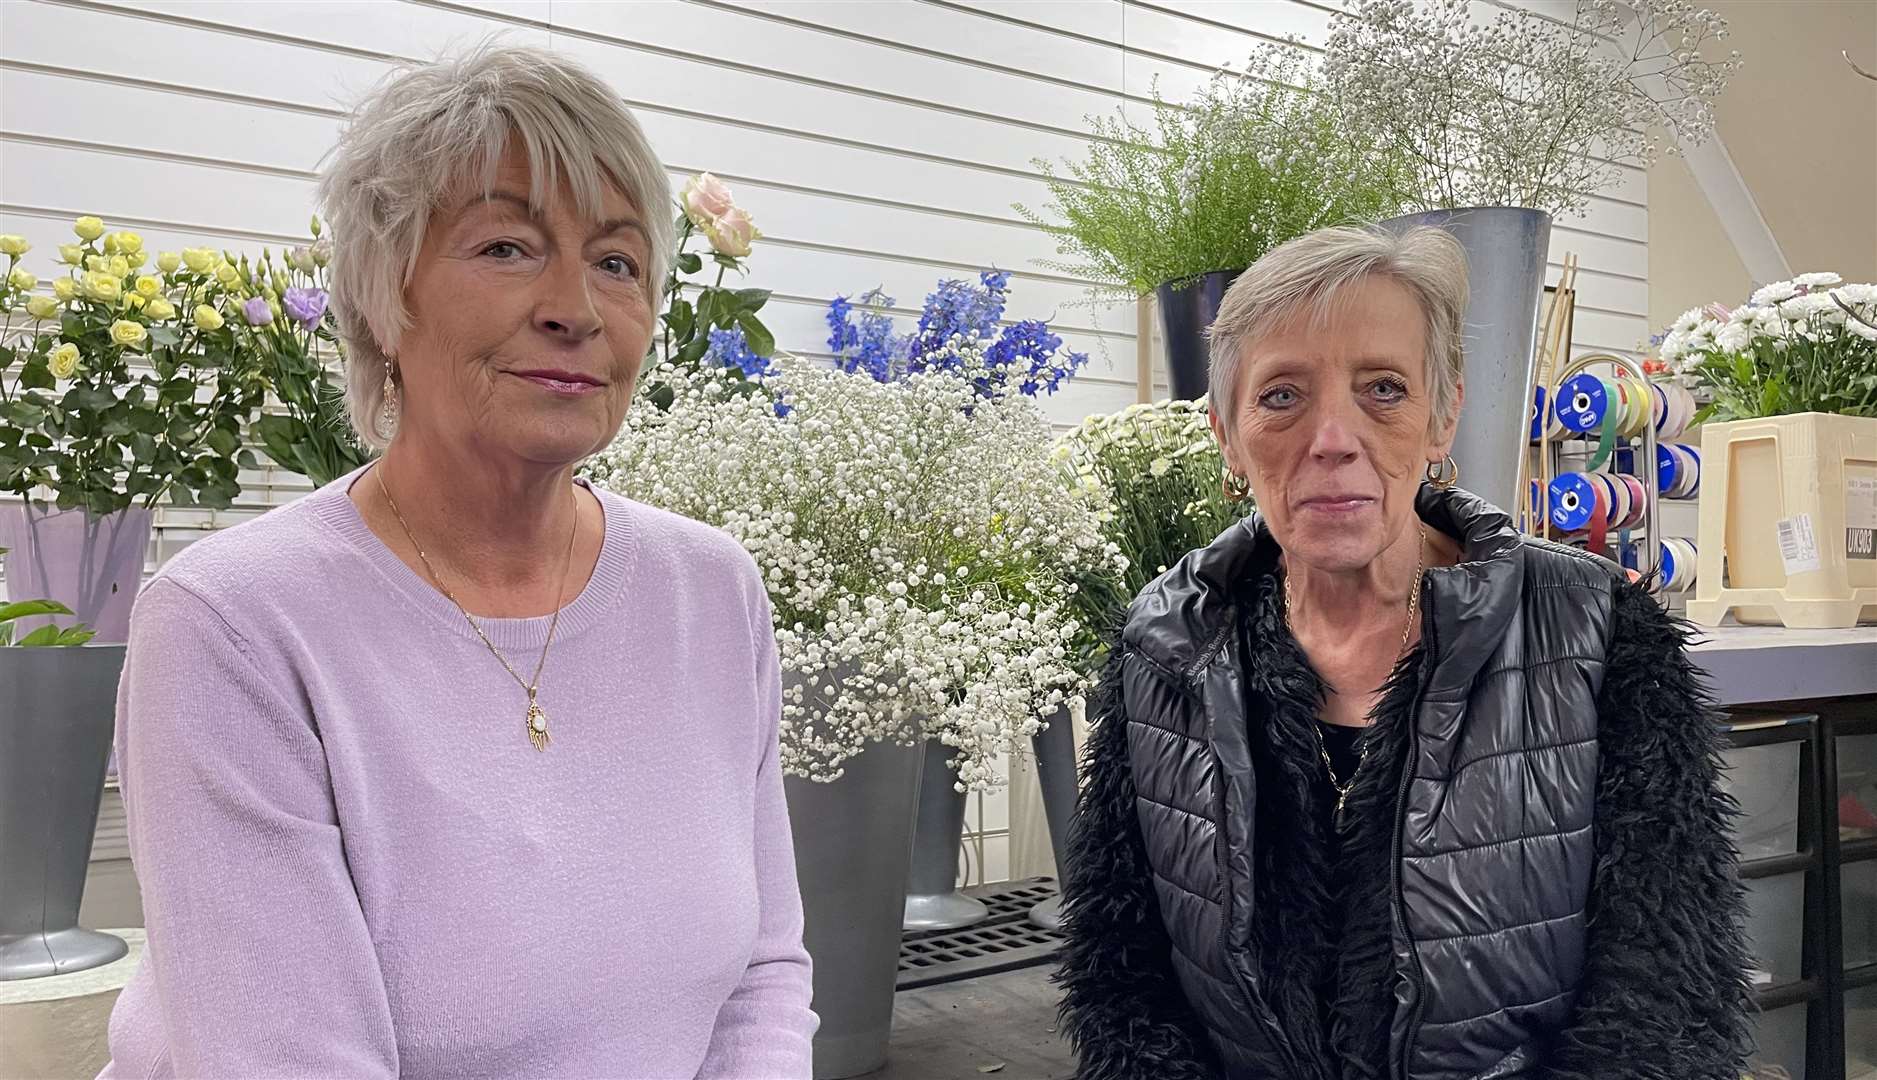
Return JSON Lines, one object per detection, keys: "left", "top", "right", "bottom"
{"left": 1211, "top": 275, "right": 1460, "bottom": 573}
{"left": 394, "top": 141, "right": 656, "bottom": 469}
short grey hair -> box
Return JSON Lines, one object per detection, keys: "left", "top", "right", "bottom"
{"left": 1206, "top": 224, "right": 1469, "bottom": 441}
{"left": 318, "top": 43, "right": 674, "bottom": 449}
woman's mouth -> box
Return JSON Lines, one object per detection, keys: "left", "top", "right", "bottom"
{"left": 511, "top": 369, "right": 606, "bottom": 396}
{"left": 1298, "top": 495, "right": 1376, "bottom": 515}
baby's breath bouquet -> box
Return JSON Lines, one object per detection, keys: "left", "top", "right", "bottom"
{"left": 587, "top": 358, "right": 1121, "bottom": 790}
{"left": 1658, "top": 274, "right": 1877, "bottom": 420}
{"left": 1054, "top": 399, "right": 1255, "bottom": 671}
{"left": 1324, "top": 0, "right": 1740, "bottom": 218}
{"left": 1019, "top": 45, "right": 1409, "bottom": 299}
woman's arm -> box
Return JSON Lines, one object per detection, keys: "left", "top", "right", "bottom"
{"left": 113, "top": 579, "right": 398, "bottom": 1077}
{"left": 1540, "top": 581, "right": 1754, "bottom": 1080}
{"left": 695, "top": 588, "right": 816, "bottom": 1078}
{"left": 1055, "top": 650, "right": 1220, "bottom": 1080}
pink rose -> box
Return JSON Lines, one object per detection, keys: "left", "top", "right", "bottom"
{"left": 682, "top": 173, "right": 736, "bottom": 230}
{"left": 704, "top": 206, "right": 760, "bottom": 258}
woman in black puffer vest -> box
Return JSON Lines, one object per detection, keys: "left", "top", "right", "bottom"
{"left": 1056, "top": 225, "right": 1752, "bottom": 1080}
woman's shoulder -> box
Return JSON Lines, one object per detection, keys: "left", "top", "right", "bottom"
{"left": 591, "top": 487, "right": 766, "bottom": 610}
{"left": 145, "top": 493, "right": 352, "bottom": 618}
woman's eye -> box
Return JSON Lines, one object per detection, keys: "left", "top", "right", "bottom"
{"left": 598, "top": 254, "right": 639, "bottom": 280}
{"left": 1259, "top": 387, "right": 1299, "bottom": 409}
{"left": 482, "top": 241, "right": 523, "bottom": 260}
{"left": 1370, "top": 378, "right": 1409, "bottom": 403}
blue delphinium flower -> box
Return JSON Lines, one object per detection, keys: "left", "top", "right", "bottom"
{"left": 908, "top": 270, "right": 1010, "bottom": 369}
{"left": 704, "top": 325, "right": 774, "bottom": 378}
{"left": 828, "top": 287, "right": 906, "bottom": 382}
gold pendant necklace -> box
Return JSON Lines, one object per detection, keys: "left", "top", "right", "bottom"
{"left": 376, "top": 465, "right": 578, "bottom": 752}
{"left": 1284, "top": 525, "right": 1427, "bottom": 816}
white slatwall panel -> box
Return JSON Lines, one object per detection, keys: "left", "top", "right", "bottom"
{"left": 2, "top": 0, "right": 1653, "bottom": 880}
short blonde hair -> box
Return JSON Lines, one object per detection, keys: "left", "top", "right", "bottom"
{"left": 318, "top": 43, "right": 673, "bottom": 449}
{"left": 1206, "top": 224, "right": 1469, "bottom": 440}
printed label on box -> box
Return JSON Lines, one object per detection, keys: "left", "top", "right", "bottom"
{"left": 1776, "top": 514, "right": 1822, "bottom": 575}
{"left": 1850, "top": 475, "right": 1876, "bottom": 560}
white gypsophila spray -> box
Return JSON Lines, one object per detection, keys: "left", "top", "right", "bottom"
{"left": 1324, "top": 0, "right": 1740, "bottom": 219}
{"left": 586, "top": 357, "right": 1123, "bottom": 790}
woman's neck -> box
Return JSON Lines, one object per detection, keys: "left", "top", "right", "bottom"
{"left": 356, "top": 437, "right": 594, "bottom": 615}
{"left": 1282, "top": 523, "right": 1431, "bottom": 639}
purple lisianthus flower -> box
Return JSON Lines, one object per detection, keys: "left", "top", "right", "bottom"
{"left": 283, "top": 286, "right": 328, "bottom": 329}
{"left": 242, "top": 296, "right": 275, "bottom": 326}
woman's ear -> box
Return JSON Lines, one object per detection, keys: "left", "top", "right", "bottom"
{"left": 1428, "top": 379, "right": 1465, "bottom": 463}
{"left": 1208, "top": 406, "right": 1241, "bottom": 475}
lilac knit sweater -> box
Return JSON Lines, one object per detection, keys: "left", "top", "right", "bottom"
{"left": 99, "top": 468, "right": 816, "bottom": 1079}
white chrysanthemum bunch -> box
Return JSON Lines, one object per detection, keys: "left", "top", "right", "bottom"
{"left": 1325, "top": 0, "right": 1740, "bottom": 219}
{"left": 1656, "top": 274, "right": 1877, "bottom": 421}
{"left": 1052, "top": 399, "right": 1254, "bottom": 675}
{"left": 587, "top": 357, "right": 1122, "bottom": 790}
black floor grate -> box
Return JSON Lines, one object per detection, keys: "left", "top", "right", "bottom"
{"left": 896, "top": 878, "right": 1065, "bottom": 990}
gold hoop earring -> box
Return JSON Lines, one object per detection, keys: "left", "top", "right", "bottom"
{"left": 1221, "top": 467, "right": 1252, "bottom": 503}
{"left": 378, "top": 358, "right": 400, "bottom": 435}
{"left": 1426, "top": 455, "right": 1460, "bottom": 491}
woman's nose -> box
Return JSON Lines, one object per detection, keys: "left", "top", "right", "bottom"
{"left": 534, "top": 257, "right": 603, "bottom": 340}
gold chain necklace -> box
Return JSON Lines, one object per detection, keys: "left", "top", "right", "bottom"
{"left": 375, "top": 466, "right": 578, "bottom": 752}
{"left": 1283, "top": 525, "right": 1427, "bottom": 817}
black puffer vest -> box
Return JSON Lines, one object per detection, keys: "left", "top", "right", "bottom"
{"left": 1121, "top": 486, "right": 1619, "bottom": 1079}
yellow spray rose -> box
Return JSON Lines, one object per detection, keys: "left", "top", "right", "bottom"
{"left": 125, "top": 293, "right": 146, "bottom": 310}
{"left": 8, "top": 267, "right": 35, "bottom": 291}
{"left": 52, "top": 278, "right": 77, "bottom": 302}
{"left": 109, "top": 319, "right": 147, "bottom": 348}
{"left": 58, "top": 244, "right": 84, "bottom": 266}
{"left": 0, "top": 235, "right": 29, "bottom": 256}
{"left": 145, "top": 296, "right": 176, "bottom": 320}
{"left": 86, "top": 255, "right": 107, "bottom": 273}
{"left": 135, "top": 275, "right": 161, "bottom": 298}
{"left": 127, "top": 250, "right": 147, "bottom": 269}
{"left": 157, "top": 251, "right": 181, "bottom": 273}
{"left": 25, "top": 295, "right": 59, "bottom": 320}
{"left": 182, "top": 248, "right": 216, "bottom": 274}
{"left": 108, "top": 255, "right": 129, "bottom": 278}
{"left": 111, "top": 231, "right": 143, "bottom": 255}
{"left": 193, "top": 304, "right": 224, "bottom": 331}
{"left": 214, "top": 263, "right": 240, "bottom": 287}
{"left": 83, "top": 272, "right": 121, "bottom": 303}
{"left": 73, "top": 216, "right": 105, "bottom": 241}
{"left": 48, "top": 342, "right": 80, "bottom": 380}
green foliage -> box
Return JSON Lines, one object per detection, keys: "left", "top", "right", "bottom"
{"left": 0, "top": 551, "right": 96, "bottom": 647}
{"left": 1018, "top": 47, "right": 1411, "bottom": 299}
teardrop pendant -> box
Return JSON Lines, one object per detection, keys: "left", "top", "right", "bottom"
{"left": 525, "top": 693, "right": 550, "bottom": 753}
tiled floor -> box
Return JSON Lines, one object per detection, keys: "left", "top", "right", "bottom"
{"left": 877, "top": 963, "right": 1073, "bottom": 1079}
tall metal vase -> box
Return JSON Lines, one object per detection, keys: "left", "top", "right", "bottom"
{"left": 0, "top": 504, "right": 154, "bottom": 645}
{"left": 783, "top": 682, "right": 925, "bottom": 1080}
{"left": 0, "top": 646, "right": 129, "bottom": 980}
{"left": 1381, "top": 207, "right": 1553, "bottom": 513}
{"left": 1027, "top": 705, "right": 1079, "bottom": 930}
{"left": 1155, "top": 269, "right": 1243, "bottom": 401}
{"left": 902, "top": 737, "right": 989, "bottom": 931}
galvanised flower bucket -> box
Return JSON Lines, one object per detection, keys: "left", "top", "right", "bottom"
{"left": 783, "top": 671, "right": 925, "bottom": 1080}
{"left": 0, "top": 645, "right": 128, "bottom": 981}
{"left": 1382, "top": 207, "right": 1554, "bottom": 513}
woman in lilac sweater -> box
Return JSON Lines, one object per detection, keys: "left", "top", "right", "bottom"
{"left": 100, "top": 45, "right": 816, "bottom": 1079}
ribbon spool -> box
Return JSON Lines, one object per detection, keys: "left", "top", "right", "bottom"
{"left": 1530, "top": 384, "right": 1567, "bottom": 443}
{"left": 1548, "top": 472, "right": 1603, "bottom": 533}
{"left": 1658, "top": 537, "right": 1698, "bottom": 591}
{"left": 1656, "top": 443, "right": 1702, "bottom": 499}
{"left": 1652, "top": 380, "right": 1697, "bottom": 440}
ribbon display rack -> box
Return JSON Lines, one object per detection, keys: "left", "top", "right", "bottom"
{"left": 1520, "top": 352, "right": 1703, "bottom": 591}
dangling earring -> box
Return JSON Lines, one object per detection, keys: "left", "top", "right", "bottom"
{"left": 1425, "top": 455, "right": 1460, "bottom": 491}
{"left": 378, "top": 358, "right": 400, "bottom": 435}
{"left": 1221, "top": 467, "right": 1252, "bottom": 503}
